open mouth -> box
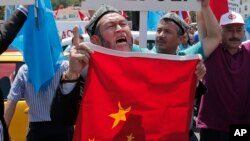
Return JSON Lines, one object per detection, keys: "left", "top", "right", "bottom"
{"left": 116, "top": 37, "right": 127, "bottom": 44}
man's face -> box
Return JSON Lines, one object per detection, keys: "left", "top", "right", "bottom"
{"left": 189, "top": 33, "right": 194, "bottom": 45}
{"left": 155, "top": 20, "right": 181, "bottom": 54}
{"left": 221, "top": 24, "right": 245, "bottom": 49}
{"left": 180, "top": 32, "right": 189, "bottom": 45}
{"left": 95, "top": 13, "right": 133, "bottom": 52}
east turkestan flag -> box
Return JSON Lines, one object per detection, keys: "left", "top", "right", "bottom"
{"left": 11, "top": 0, "right": 64, "bottom": 93}
{"left": 73, "top": 43, "right": 201, "bottom": 141}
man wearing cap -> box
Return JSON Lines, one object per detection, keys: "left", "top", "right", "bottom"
{"left": 152, "top": 0, "right": 220, "bottom": 58}
{"left": 63, "top": 0, "right": 219, "bottom": 84}
{"left": 61, "top": 0, "right": 217, "bottom": 125}
{"left": 197, "top": 11, "right": 250, "bottom": 141}
{"left": 57, "top": 0, "right": 219, "bottom": 139}
{"left": 150, "top": 0, "right": 220, "bottom": 140}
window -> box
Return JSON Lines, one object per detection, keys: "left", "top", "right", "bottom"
{"left": 69, "top": 14, "right": 76, "bottom": 18}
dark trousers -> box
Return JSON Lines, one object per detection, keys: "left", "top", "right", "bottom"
{"left": 0, "top": 118, "right": 9, "bottom": 141}
{"left": 27, "top": 122, "right": 74, "bottom": 141}
{"left": 200, "top": 128, "right": 229, "bottom": 141}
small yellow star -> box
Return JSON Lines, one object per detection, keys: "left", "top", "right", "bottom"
{"left": 109, "top": 102, "right": 131, "bottom": 128}
{"left": 127, "top": 133, "right": 135, "bottom": 141}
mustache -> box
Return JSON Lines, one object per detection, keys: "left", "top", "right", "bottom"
{"left": 156, "top": 36, "right": 165, "bottom": 41}
{"left": 229, "top": 38, "right": 241, "bottom": 42}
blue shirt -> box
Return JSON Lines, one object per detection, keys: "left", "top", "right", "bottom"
{"left": 151, "top": 41, "right": 206, "bottom": 59}
{"left": 131, "top": 44, "right": 151, "bottom": 53}
{"left": 178, "top": 43, "right": 191, "bottom": 51}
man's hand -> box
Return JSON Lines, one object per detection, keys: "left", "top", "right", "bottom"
{"left": 66, "top": 26, "right": 93, "bottom": 80}
{"left": 195, "top": 60, "right": 206, "bottom": 81}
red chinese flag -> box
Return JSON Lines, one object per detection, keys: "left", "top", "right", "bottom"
{"left": 210, "top": 0, "right": 228, "bottom": 21}
{"left": 73, "top": 44, "right": 200, "bottom": 141}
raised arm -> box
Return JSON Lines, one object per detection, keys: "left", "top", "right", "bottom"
{"left": 197, "top": 0, "right": 221, "bottom": 57}
{"left": 0, "top": 6, "right": 28, "bottom": 54}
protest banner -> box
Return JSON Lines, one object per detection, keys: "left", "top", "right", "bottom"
{"left": 0, "top": 0, "right": 34, "bottom": 5}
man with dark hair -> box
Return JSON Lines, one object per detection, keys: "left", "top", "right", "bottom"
{"left": 197, "top": 11, "right": 250, "bottom": 141}
{"left": 55, "top": 0, "right": 219, "bottom": 140}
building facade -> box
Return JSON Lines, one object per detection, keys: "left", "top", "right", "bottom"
{"left": 229, "top": 0, "right": 250, "bottom": 21}
{"left": 239, "top": 0, "right": 250, "bottom": 20}
{"left": 228, "top": 0, "right": 240, "bottom": 13}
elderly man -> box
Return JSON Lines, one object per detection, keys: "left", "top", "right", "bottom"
{"left": 55, "top": 0, "right": 219, "bottom": 133}
{"left": 63, "top": 0, "right": 220, "bottom": 81}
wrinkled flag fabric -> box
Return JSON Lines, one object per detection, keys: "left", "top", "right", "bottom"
{"left": 73, "top": 43, "right": 200, "bottom": 141}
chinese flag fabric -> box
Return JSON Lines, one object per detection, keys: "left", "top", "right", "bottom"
{"left": 73, "top": 44, "right": 200, "bottom": 141}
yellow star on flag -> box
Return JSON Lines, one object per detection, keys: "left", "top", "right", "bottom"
{"left": 127, "top": 133, "right": 135, "bottom": 141}
{"left": 109, "top": 102, "right": 131, "bottom": 128}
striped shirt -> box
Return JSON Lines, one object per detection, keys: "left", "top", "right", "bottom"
{"left": 7, "top": 61, "right": 69, "bottom": 122}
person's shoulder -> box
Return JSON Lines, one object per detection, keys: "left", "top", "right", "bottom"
{"left": 20, "top": 64, "right": 28, "bottom": 71}
{"left": 131, "top": 44, "right": 141, "bottom": 52}
{"left": 15, "top": 64, "right": 28, "bottom": 76}
{"left": 131, "top": 44, "right": 152, "bottom": 53}
{"left": 241, "top": 40, "right": 250, "bottom": 51}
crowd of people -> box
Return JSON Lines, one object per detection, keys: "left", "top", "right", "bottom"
{"left": 0, "top": 0, "right": 250, "bottom": 141}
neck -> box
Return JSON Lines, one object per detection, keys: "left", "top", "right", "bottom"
{"left": 157, "top": 48, "right": 176, "bottom": 55}
{"left": 227, "top": 48, "right": 239, "bottom": 55}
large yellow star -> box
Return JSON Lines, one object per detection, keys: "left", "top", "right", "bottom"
{"left": 109, "top": 102, "right": 131, "bottom": 128}
{"left": 127, "top": 133, "right": 135, "bottom": 141}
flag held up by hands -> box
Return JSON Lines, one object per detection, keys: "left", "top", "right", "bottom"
{"left": 73, "top": 43, "right": 200, "bottom": 141}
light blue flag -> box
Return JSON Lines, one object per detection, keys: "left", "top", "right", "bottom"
{"left": 4, "top": 5, "right": 19, "bottom": 21}
{"left": 246, "top": 16, "right": 250, "bottom": 35}
{"left": 78, "top": 25, "right": 84, "bottom": 35}
{"left": 147, "top": 11, "right": 166, "bottom": 31}
{"left": 12, "top": 0, "right": 64, "bottom": 93}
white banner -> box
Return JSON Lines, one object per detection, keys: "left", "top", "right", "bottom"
{"left": 81, "top": 0, "right": 200, "bottom": 11}
{"left": 56, "top": 21, "right": 89, "bottom": 40}
{"left": 0, "top": 0, "right": 34, "bottom": 5}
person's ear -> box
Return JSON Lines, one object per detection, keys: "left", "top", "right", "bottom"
{"left": 90, "top": 35, "right": 101, "bottom": 45}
